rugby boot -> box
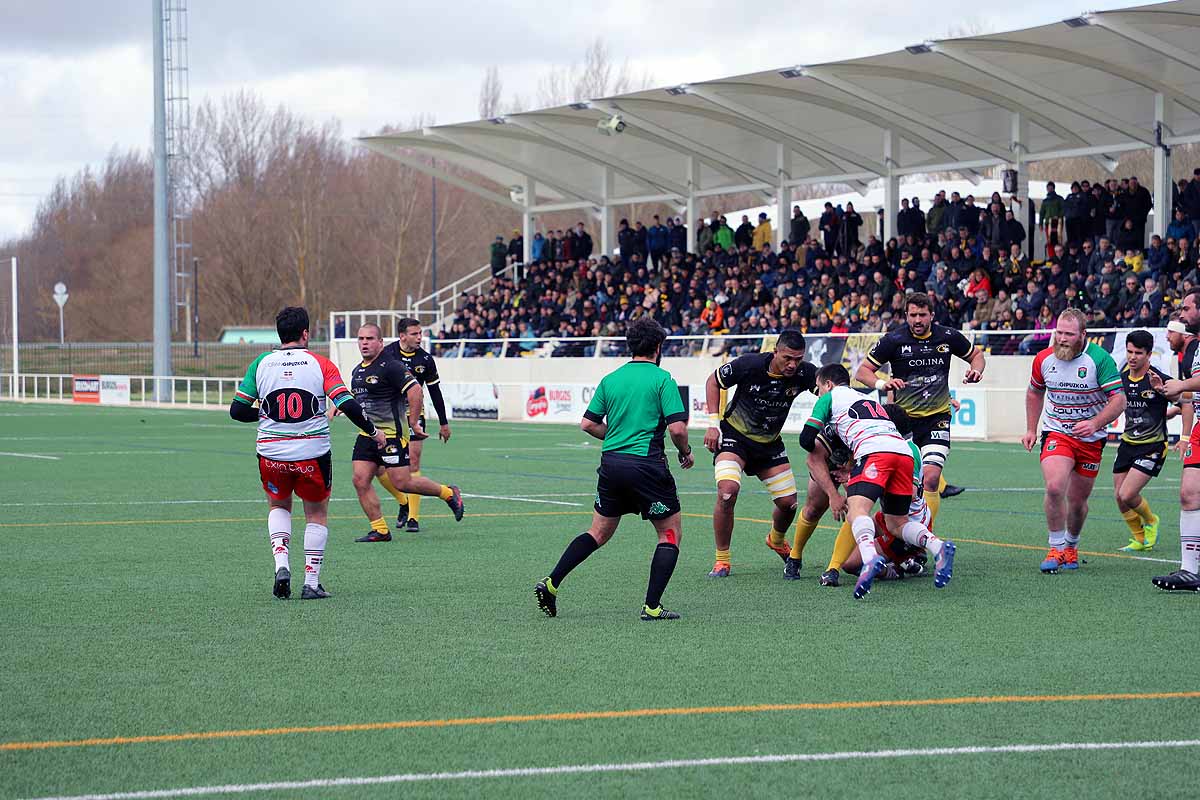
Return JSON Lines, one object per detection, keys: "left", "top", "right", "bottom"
{"left": 445, "top": 485, "right": 465, "bottom": 521}
{"left": 1041, "top": 547, "right": 1065, "bottom": 574}
{"left": 640, "top": 605, "right": 681, "bottom": 621}
{"left": 934, "top": 541, "right": 956, "bottom": 588}
{"left": 1151, "top": 569, "right": 1200, "bottom": 592}
{"left": 819, "top": 568, "right": 840, "bottom": 587}
{"left": 708, "top": 561, "right": 731, "bottom": 578}
{"left": 272, "top": 566, "right": 291, "bottom": 600}
{"left": 1061, "top": 545, "right": 1080, "bottom": 570}
{"left": 534, "top": 578, "right": 557, "bottom": 617}
{"left": 300, "top": 583, "right": 331, "bottom": 600}
{"left": 765, "top": 533, "right": 791, "bottom": 562}
{"left": 354, "top": 530, "right": 392, "bottom": 542}
{"left": 853, "top": 555, "right": 887, "bottom": 599}
{"left": 783, "top": 556, "right": 803, "bottom": 580}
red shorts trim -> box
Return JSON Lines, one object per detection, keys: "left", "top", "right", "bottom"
{"left": 1185, "top": 427, "right": 1200, "bottom": 468}
{"left": 258, "top": 453, "right": 332, "bottom": 503}
{"left": 1040, "top": 432, "right": 1104, "bottom": 478}
{"left": 848, "top": 451, "right": 914, "bottom": 498}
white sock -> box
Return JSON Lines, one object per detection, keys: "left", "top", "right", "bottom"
{"left": 1048, "top": 529, "right": 1067, "bottom": 548}
{"left": 1180, "top": 509, "right": 1200, "bottom": 573}
{"left": 901, "top": 520, "right": 944, "bottom": 558}
{"left": 851, "top": 516, "right": 880, "bottom": 562}
{"left": 268, "top": 508, "right": 291, "bottom": 571}
{"left": 304, "top": 523, "right": 329, "bottom": 588}
{"left": 1064, "top": 530, "right": 1080, "bottom": 547}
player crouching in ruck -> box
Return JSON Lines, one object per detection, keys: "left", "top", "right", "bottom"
{"left": 799, "top": 364, "right": 955, "bottom": 599}
{"left": 1022, "top": 308, "right": 1125, "bottom": 574}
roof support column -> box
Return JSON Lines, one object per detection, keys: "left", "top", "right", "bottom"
{"left": 599, "top": 168, "right": 615, "bottom": 258}
{"left": 883, "top": 129, "right": 900, "bottom": 244}
{"left": 1153, "top": 93, "right": 1174, "bottom": 243}
{"left": 522, "top": 176, "right": 535, "bottom": 268}
{"left": 686, "top": 156, "right": 699, "bottom": 254}
{"left": 1010, "top": 112, "right": 1031, "bottom": 254}
{"left": 775, "top": 143, "right": 789, "bottom": 250}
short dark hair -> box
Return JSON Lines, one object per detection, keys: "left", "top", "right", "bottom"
{"left": 1127, "top": 330, "right": 1154, "bottom": 352}
{"left": 276, "top": 306, "right": 309, "bottom": 344}
{"left": 905, "top": 292, "right": 932, "bottom": 312}
{"left": 626, "top": 316, "right": 667, "bottom": 358}
{"left": 816, "top": 363, "right": 850, "bottom": 387}
{"left": 398, "top": 317, "right": 421, "bottom": 332}
{"left": 776, "top": 329, "right": 806, "bottom": 352}
{"left": 883, "top": 403, "right": 912, "bottom": 437}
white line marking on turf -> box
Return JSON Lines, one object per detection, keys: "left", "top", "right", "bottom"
{"left": 0, "top": 451, "right": 60, "bottom": 460}
{"left": 21, "top": 739, "right": 1200, "bottom": 800}
{"left": 462, "top": 493, "right": 584, "bottom": 507}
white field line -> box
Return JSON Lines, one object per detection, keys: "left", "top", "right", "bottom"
{"left": 1, "top": 495, "right": 584, "bottom": 509}
{"left": 21, "top": 739, "right": 1200, "bottom": 800}
{"left": 0, "top": 451, "right": 60, "bottom": 460}
{"left": 461, "top": 493, "right": 584, "bottom": 507}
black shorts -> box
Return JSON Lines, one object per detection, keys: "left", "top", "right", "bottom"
{"left": 595, "top": 451, "right": 681, "bottom": 520}
{"left": 1113, "top": 440, "right": 1168, "bottom": 477}
{"left": 908, "top": 412, "right": 951, "bottom": 456}
{"left": 351, "top": 434, "right": 410, "bottom": 468}
{"left": 715, "top": 422, "right": 789, "bottom": 476}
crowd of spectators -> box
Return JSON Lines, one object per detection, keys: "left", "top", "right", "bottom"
{"left": 440, "top": 169, "right": 1200, "bottom": 357}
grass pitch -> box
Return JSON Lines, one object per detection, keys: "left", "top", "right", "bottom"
{"left": 1, "top": 401, "right": 1196, "bottom": 799}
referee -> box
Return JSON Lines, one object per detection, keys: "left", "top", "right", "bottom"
{"left": 535, "top": 317, "right": 695, "bottom": 621}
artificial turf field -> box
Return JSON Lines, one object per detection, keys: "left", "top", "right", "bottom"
{"left": 1, "top": 400, "right": 1197, "bottom": 800}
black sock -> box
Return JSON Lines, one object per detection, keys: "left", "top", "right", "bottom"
{"left": 645, "top": 542, "right": 680, "bottom": 609}
{"left": 549, "top": 532, "right": 600, "bottom": 587}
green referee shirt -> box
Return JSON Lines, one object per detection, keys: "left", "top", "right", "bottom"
{"left": 582, "top": 361, "right": 688, "bottom": 457}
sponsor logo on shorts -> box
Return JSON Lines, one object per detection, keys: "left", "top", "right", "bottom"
{"left": 1046, "top": 440, "right": 1058, "bottom": 452}
{"left": 864, "top": 462, "right": 879, "bottom": 480}
{"left": 929, "top": 430, "right": 950, "bottom": 441}
{"left": 1081, "top": 461, "right": 1099, "bottom": 471}
{"left": 263, "top": 459, "right": 314, "bottom": 474}
{"left": 266, "top": 482, "right": 279, "bottom": 494}
{"left": 648, "top": 501, "right": 669, "bottom": 516}
{"left": 1134, "top": 458, "right": 1157, "bottom": 470}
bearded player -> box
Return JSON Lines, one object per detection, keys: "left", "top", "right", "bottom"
{"left": 1022, "top": 308, "right": 1125, "bottom": 574}
{"left": 1156, "top": 289, "right": 1200, "bottom": 591}
{"left": 703, "top": 330, "right": 816, "bottom": 578}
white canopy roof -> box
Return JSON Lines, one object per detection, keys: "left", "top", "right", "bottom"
{"left": 359, "top": 1, "right": 1200, "bottom": 213}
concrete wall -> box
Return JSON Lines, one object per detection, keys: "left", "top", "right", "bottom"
{"left": 332, "top": 339, "right": 1037, "bottom": 441}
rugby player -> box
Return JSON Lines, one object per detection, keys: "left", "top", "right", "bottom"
{"left": 350, "top": 324, "right": 464, "bottom": 542}
{"left": 702, "top": 329, "right": 816, "bottom": 578}
{"left": 1022, "top": 308, "right": 1125, "bottom": 574}
{"left": 1166, "top": 316, "right": 1196, "bottom": 458}
{"left": 800, "top": 364, "right": 956, "bottom": 599}
{"left": 790, "top": 417, "right": 852, "bottom": 583}
{"left": 1112, "top": 331, "right": 1176, "bottom": 552}
{"left": 1156, "top": 289, "right": 1200, "bottom": 591}
{"left": 230, "top": 306, "right": 388, "bottom": 600}
{"left": 855, "top": 292, "right": 984, "bottom": 522}
{"left": 376, "top": 318, "right": 452, "bottom": 532}
{"left": 534, "top": 317, "right": 695, "bottom": 620}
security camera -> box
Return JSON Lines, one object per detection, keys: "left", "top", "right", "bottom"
{"left": 597, "top": 115, "right": 626, "bottom": 136}
{"left": 509, "top": 185, "right": 525, "bottom": 204}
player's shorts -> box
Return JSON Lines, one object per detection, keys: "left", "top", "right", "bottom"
{"left": 873, "top": 511, "right": 925, "bottom": 564}
{"left": 1113, "top": 440, "right": 1168, "bottom": 477}
{"left": 847, "top": 451, "right": 914, "bottom": 515}
{"left": 908, "top": 411, "right": 952, "bottom": 469}
{"left": 1040, "top": 431, "right": 1104, "bottom": 478}
{"left": 595, "top": 451, "right": 681, "bottom": 520}
{"left": 351, "top": 434, "right": 410, "bottom": 468}
{"left": 1185, "top": 426, "right": 1200, "bottom": 469}
{"left": 258, "top": 451, "right": 332, "bottom": 503}
{"left": 715, "top": 422, "right": 789, "bottom": 476}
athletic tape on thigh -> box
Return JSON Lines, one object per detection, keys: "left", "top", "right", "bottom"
{"left": 715, "top": 460, "right": 743, "bottom": 485}
{"left": 762, "top": 470, "right": 797, "bottom": 499}
{"left": 920, "top": 443, "right": 949, "bottom": 468}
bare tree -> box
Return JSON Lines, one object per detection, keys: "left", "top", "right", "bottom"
{"left": 478, "top": 65, "right": 503, "bottom": 119}
{"left": 944, "top": 18, "right": 994, "bottom": 39}
{"left": 536, "top": 38, "right": 654, "bottom": 107}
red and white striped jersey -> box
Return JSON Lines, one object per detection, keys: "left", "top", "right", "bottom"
{"left": 233, "top": 349, "right": 352, "bottom": 460}
{"left": 1030, "top": 343, "right": 1121, "bottom": 443}
{"left": 805, "top": 385, "right": 910, "bottom": 460}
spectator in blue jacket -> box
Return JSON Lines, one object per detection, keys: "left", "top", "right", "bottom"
{"left": 1168, "top": 208, "right": 1192, "bottom": 242}
{"left": 647, "top": 215, "right": 669, "bottom": 270}
{"left": 530, "top": 232, "right": 546, "bottom": 263}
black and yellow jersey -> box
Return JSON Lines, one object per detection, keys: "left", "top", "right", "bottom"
{"left": 716, "top": 352, "right": 817, "bottom": 443}
{"left": 381, "top": 342, "right": 440, "bottom": 387}
{"left": 814, "top": 423, "right": 852, "bottom": 471}
{"left": 1121, "top": 365, "right": 1171, "bottom": 445}
{"left": 350, "top": 355, "right": 417, "bottom": 440}
{"left": 865, "top": 324, "right": 976, "bottom": 418}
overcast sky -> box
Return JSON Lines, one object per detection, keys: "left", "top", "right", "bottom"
{"left": 0, "top": 0, "right": 1141, "bottom": 240}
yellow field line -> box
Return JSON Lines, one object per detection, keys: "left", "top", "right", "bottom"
{"left": 3, "top": 691, "right": 1197, "bottom": 753}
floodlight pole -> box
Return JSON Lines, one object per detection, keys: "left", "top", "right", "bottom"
{"left": 152, "top": 0, "right": 173, "bottom": 401}
{"left": 9, "top": 256, "right": 16, "bottom": 399}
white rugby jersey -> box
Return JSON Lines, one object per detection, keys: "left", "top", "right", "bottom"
{"left": 234, "top": 349, "right": 351, "bottom": 460}
{"left": 805, "top": 385, "right": 910, "bottom": 460}
{"left": 1029, "top": 343, "right": 1122, "bottom": 443}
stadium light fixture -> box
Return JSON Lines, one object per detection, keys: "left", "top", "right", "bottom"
{"left": 905, "top": 43, "right": 933, "bottom": 55}
{"left": 569, "top": 102, "right": 590, "bottom": 111}
{"left": 665, "top": 86, "right": 688, "bottom": 96}
{"left": 778, "top": 68, "right": 804, "bottom": 79}
{"left": 1063, "top": 16, "right": 1090, "bottom": 28}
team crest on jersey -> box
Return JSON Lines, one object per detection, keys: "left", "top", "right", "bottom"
{"left": 366, "top": 375, "right": 379, "bottom": 384}
{"left": 936, "top": 344, "right": 950, "bottom": 353}
{"left": 900, "top": 345, "right": 912, "bottom": 354}
{"left": 1047, "top": 440, "right": 1058, "bottom": 452}
{"left": 415, "top": 366, "right": 425, "bottom": 374}
{"left": 1142, "top": 390, "right": 1157, "bottom": 399}
{"left": 1078, "top": 367, "right": 1087, "bottom": 378}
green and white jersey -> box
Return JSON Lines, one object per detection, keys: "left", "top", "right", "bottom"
{"left": 234, "top": 349, "right": 352, "bottom": 460}
{"left": 1029, "top": 343, "right": 1122, "bottom": 443}
{"left": 805, "top": 385, "right": 910, "bottom": 460}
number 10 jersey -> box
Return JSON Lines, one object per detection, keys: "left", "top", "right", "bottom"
{"left": 234, "top": 349, "right": 352, "bottom": 460}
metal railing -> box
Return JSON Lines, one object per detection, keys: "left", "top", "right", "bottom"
{"left": 0, "top": 342, "right": 328, "bottom": 378}
{"left": 1, "top": 373, "right": 239, "bottom": 406}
